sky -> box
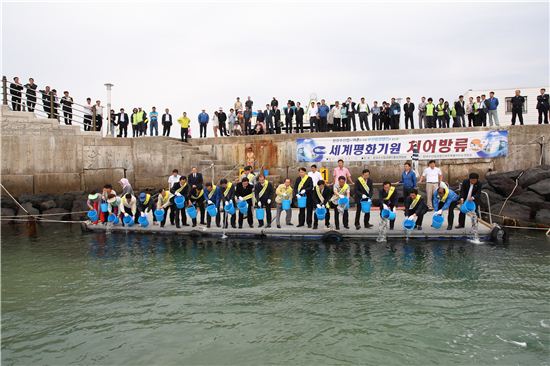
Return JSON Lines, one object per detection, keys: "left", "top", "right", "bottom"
{"left": 2, "top": 1, "right": 549, "bottom": 137}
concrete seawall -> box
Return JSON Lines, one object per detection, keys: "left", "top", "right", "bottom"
{"left": 1, "top": 106, "right": 549, "bottom": 196}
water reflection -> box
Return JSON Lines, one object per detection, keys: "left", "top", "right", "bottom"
{"left": 87, "top": 233, "right": 481, "bottom": 280}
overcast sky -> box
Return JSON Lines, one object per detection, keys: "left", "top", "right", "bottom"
{"left": 3, "top": 1, "right": 549, "bottom": 137}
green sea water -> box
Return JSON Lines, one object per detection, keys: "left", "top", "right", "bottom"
{"left": 2, "top": 225, "right": 549, "bottom": 365}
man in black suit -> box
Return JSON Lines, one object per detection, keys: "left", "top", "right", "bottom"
{"left": 511, "top": 90, "right": 525, "bottom": 126}
{"left": 25, "top": 78, "right": 37, "bottom": 112}
{"left": 273, "top": 106, "right": 281, "bottom": 134}
{"left": 188, "top": 167, "right": 203, "bottom": 189}
{"left": 454, "top": 95, "right": 466, "bottom": 127}
{"left": 284, "top": 103, "right": 294, "bottom": 134}
{"left": 117, "top": 108, "right": 129, "bottom": 137}
{"left": 344, "top": 97, "right": 356, "bottom": 131}
{"left": 162, "top": 108, "right": 172, "bottom": 136}
{"left": 456, "top": 173, "right": 482, "bottom": 229}
{"left": 294, "top": 167, "right": 314, "bottom": 228}
{"left": 536, "top": 88, "right": 549, "bottom": 124}
{"left": 403, "top": 97, "right": 415, "bottom": 129}
{"left": 9, "top": 77, "right": 23, "bottom": 111}
{"left": 295, "top": 102, "right": 305, "bottom": 133}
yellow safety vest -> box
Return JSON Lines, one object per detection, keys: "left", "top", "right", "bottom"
{"left": 338, "top": 183, "right": 349, "bottom": 195}
{"left": 440, "top": 188, "right": 449, "bottom": 202}
{"left": 207, "top": 185, "right": 217, "bottom": 199}
{"left": 191, "top": 189, "right": 204, "bottom": 200}
{"left": 384, "top": 186, "right": 395, "bottom": 201}
{"left": 357, "top": 176, "right": 370, "bottom": 194}
{"left": 297, "top": 176, "right": 309, "bottom": 191}
{"left": 425, "top": 103, "right": 435, "bottom": 117}
{"left": 410, "top": 194, "right": 422, "bottom": 209}
{"left": 437, "top": 104, "right": 445, "bottom": 116}
{"left": 258, "top": 180, "right": 269, "bottom": 198}
{"left": 223, "top": 182, "right": 233, "bottom": 197}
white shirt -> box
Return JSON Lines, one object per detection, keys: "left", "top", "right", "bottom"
{"left": 422, "top": 167, "right": 442, "bottom": 183}
{"left": 358, "top": 102, "right": 369, "bottom": 113}
{"left": 94, "top": 105, "right": 103, "bottom": 117}
{"left": 308, "top": 106, "right": 318, "bottom": 118}
{"left": 308, "top": 171, "right": 322, "bottom": 185}
{"left": 332, "top": 106, "right": 341, "bottom": 118}
{"left": 168, "top": 174, "right": 181, "bottom": 189}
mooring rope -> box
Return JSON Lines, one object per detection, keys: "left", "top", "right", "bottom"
{"left": 0, "top": 183, "right": 33, "bottom": 217}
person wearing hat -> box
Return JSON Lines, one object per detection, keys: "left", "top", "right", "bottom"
{"left": 137, "top": 192, "right": 155, "bottom": 223}
{"left": 219, "top": 178, "right": 236, "bottom": 229}
{"left": 432, "top": 182, "right": 459, "bottom": 230}
{"left": 118, "top": 178, "right": 134, "bottom": 197}
{"left": 106, "top": 193, "right": 121, "bottom": 217}
{"left": 157, "top": 188, "right": 173, "bottom": 227}
{"left": 86, "top": 190, "right": 101, "bottom": 224}
{"left": 189, "top": 184, "right": 206, "bottom": 227}
{"left": 119, "top": 193, "right": 137, "bottom": 226}
{"left": 170, "top": 176, "right": 190, "bottom": 228}
{"left": 404, "top": 189, "right": 428, "bottom": 230}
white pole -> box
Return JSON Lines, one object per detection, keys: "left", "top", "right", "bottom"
{"left": 104, "top": 83, "right": 114, "bottom": 138}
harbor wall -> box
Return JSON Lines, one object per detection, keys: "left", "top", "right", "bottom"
{"left": 1, "top": 106, "right": 549, "bottom": 196}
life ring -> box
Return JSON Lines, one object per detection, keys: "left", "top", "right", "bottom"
{"left": 490, "top": 225, "right": 508, "bottom": 243}
{"left": 322, "top": 231, "right": 343, "bottom": 242}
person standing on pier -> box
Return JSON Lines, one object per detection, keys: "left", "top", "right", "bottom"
{"left": 354, "top": 169, "right": 373, "bottom": 230}
{"left": 379, "top": 181, "right": 398, "bottom": 230}
{"left": 178, "top": 112, "right": 190, "bottom": 142}
{"left": 24, "top": 78, "right": 37, "bottom": 112}
{"left": 294, "top": 167, "right": 314, "bottom": 228}
{"left": 275, "top": 178, "right": 293, "bottom": 229}
{"left": 371, "top": 101, "right": 380, "bottom": 130}
{"left": 331, "top": 176, "right": 350, "bottom": 230}
{"left": 162, "top": 108, "right": 172, "bottom": 136}
{"left": 137, "top": 192, "right": 155, "bottom": 223}
{"left": 344, "top": 97, "right": 356, "bottom": 131}
{"left": 419, "top": 160, "right": 442, "bottom": 211}
{"left": 60, "top": 91, "right": 73, "bottom": 125}
{"left": 308, "top": 101, "right": 319, "bottom": 132}
{"left": 455, "top": 95, "right": 466, "bottom": 127}
{"left": 456, "top": 173, "right": 482, "bottom": 229}
{"left": 331, "top": 101, "right": 342, "bottom": 131}
{"left": 149, "top": 107, "right": 159, "bottom": 136}
{"left": 403, "top": 97, "right": 415, "bottom": 130}
{"left": 536, "top": 88, "right": 549, "bottom": 124}
{"left": 510, "top": 90, "right": 525, "bottom": 126}
{"left": 417, "top": 96, "right": 427, "bottom": 129}
{"left": 170, "top": 176, "right": 189, "bottom": 228}
{"left": 389, "top": 98, "right": 401, "bottom": 130}
{"left": 425, "top": 98, "right": 435, "bottom": 128}
{"left": 308, "top": 165, "right": 322, "bottom": 186}
{"left": 156, "top": 188, "right": 173, "bottom": 228}
{"left": 357, "top": 97, "right": 370, "bottom": 131}
{"left": 119, "top": 193, "right": 137, "bottom": 226}
{"left": 312, "top": 180, "right": 332, "bottom": 229}
{"left": 254, "top": 175, "right": 274, "bottom": 228}
{"left": 9, "top": 77, "right": 23, "bottom": 111}
{"left": 295, "top": 102, "right": 305, "bottom": 133}
{"left": 433, "top": 182, "right": 459, "bottom": 230}
{"left": 218, "top": 108, "right": 228, "bottom": 137}
{"left": 480, "top": 94, "right": 488, "bottom": 126}
{"left": 189, "top": 184, "right": 206, "bottom": 227}
{"left": 235, "top": 177, "right": 254, "bottom": 229}
{"left": 219, "top": 178, "right": 236, "bottom": 229}
{"left": 234, "top": 97, "right": 243, "bottom": 112}
{"left": 198, "top": 109, "right": 209, "bottom": 138}
{"left": 487, "top": 92, "right": 499, "bottom": 127}
{"left": 205, "top": 182, "right": 222, "bottom": 228}
{"left": 284, "top": 102, "right": 294, "bottom": 134}
{"left": 117, "top": 108, "right": 129, "bottom": 137}
{"left": 188, "top": 167, "right": 203, "bottom": 189}
{"left": 333, "top": 159, "right": 353, "bottom": 186}
{"left": 404, "top": 189, "right": 428, "bottom": 230}
{"left": 318, "top": 99, "right": 330, "bottom": 132}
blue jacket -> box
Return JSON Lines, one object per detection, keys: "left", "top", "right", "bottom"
{"left": 400, "top": 170, "right": 417, "bottom": 189}
{"left": 318, "top": 105, "right": 330, "bottom": 118}
{"left": 198, "top": 112, "right": 209, "bottom": 124}
{"left": 206, "top": 186, "right": 222, "bottom": 206}
{"left": 432, "top": 189, "right": 459, "bottom": 211}
{"left": 488, "top": 97, "right": 499, "bottom": 110}
{"left": 389, "top": 102, "right": 401, "bottom": 115}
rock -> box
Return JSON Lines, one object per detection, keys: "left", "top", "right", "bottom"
{"left": 55, "top": 194, "right": 75, "bottom": 211}
{"left": 488, "top": 177, "right": 524, "bottom": 197}
{"left": 518, "top": 166, "right": 550, "bottom": 188}
{"left": 0, "top": 208, "right": 16, "bottom": 223}
{"left": 510, "top": 191, "right": 549, "bottom": 209}
{"left": 0, "top": 198, "right": 17, "bottom": 210}
{"left": 535, "top": 209, "right": 550, "bottom": 224}
{"left": 71, "top": 200, "right": 89, "bottom": 221}
{"left": 41, "top": 208, "right": 70, "bottom": 221}
{"left": 491, "top": 201, "right": 533, "bottom": 222}
{"left": 40, "top": 200, "right": 57, "bottom": 211}
{"left": 486, "top": 169, "right": 523, "bottom": 183}
{"left": 16, "top": 202, "right": 40, "bottom": 217}
{"left": 528, "top": 178, "right": 550, "bottom": 197}
{"left": 479, "top": 188, "right": 504, "bottom": 211}
{"left": 19, "top": 193, "right": 55, "bottom": 206}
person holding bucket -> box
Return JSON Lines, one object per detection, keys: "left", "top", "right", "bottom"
{"left": 235, "top": 177, "right": 254, "bottom": 228}
{"left": 170, "top": 176, "right": 190, "bottom": 228}
{"left": 404, "top": 189, "right": 428, "bottom": 230}
{"left": 86, "top": 190, "right": 101, "bottom": 224}
{"left": 101, "top": 184, "right": 117, "bottom": 223}
{"left": 205, "top": 182, "right": 222, "bottom": 228}
{"left": 119, "top": 193, "right": 137, "bottom": 226}
{"left": 294, "top": 167, "right": 314, "bottom": 228}
{"left": 379, "top": 181, "right": 398, "bottom": 230}
{"left": 330, "top": 176, "right": 350, "bottom": 230}
{"left": 312, "top": 180, "right": 332, "bottom": 229}
{"left": 456, "top": 173, "right": 482, "bottom": 229}
{"left": 156, "top": 188, "right": 173, "bottom": 227}
{"left": 275, "top": 178, "right": 293, "bottom": 229}
{"left": 254, "top": 175, "right": 274, "bottom": 228}
{"left": 137, "top": 192, "right": 155, "bottom": 223}
{"left": 432, "top": 182, "right": 459, "bottom": 230}
{"left": 189, "top": 185, "right": 206, "bottom": 227}
{"left": 355, "top": 169, "right": 374, "bottom": 230}
{"left": 219, "top": 178, "right": 237, "bottom": 229}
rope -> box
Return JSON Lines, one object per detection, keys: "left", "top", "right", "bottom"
{"left": 0, "top": 184, "right": 34, "bottom": 217}
{"left": 0, "top": 217, "right": 85, "bottom": 224}
{"left": 0, "top": 210, "right": 90, "bottom": 218}
{"left": 479, "top": 210, "right": 549, "bottom": 229}
{"left": 498, "top": 171, "right": 524, "bottom": 216}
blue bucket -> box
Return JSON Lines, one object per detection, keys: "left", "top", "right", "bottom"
{"left": 381, "top": 209, "right": 396, "bottom": 220}
{"left": 338, "top": 196, "right": 349, "bottom": 208}
{"left": 174, "top": 196, "right": 185, "bottom": 209}
{"left": 123, "top": 215, "right": 134, "bottom": 226}
{"left": 432, "top": 214, "right": 444, "bottom": 229}
{"left": 263, "top": 169, "right": 269, "bottom": 177}
{"left": 100, "top": 202, "right": 109, "bottom": 212}
{"left": 316, "top": 207, "right": 327, "bottom": 220}
{"left": 460, "top": 200, "right": 476, "bottom": 214}
{"left": 403, "top": 219, "right": 416, "bottom": 230}
{"left": 138, "top": 215, "right": 149, "bottom": 227}
{"left": 297, "top": 196, "right": 307, "bottom": 208}
{"left": 107, "top": 213, "right": 119, "bottom": 224}
{"left": 186, "top": 205, "right": 197, "bottom": 219}
{"left": 87, "top": 210, "right": 98, "bottom": 221}
{"left": 256, "top": 207, "right": 265, "bottom": 220}
{"left": 224, "top": 201, "right": 236, "bottom": 215}
{"left": 361, "top": 200, "right": 371, "bottom": 213}
{"left": 237, "top": 200, "right": 248, "bottom": 214}
{"left": 282, "top": 199, "right": 291, "bottom": 210}
{"left": 154, "top": 209, "right": 165, "bottom": 222}
{"left": 207, "top": 204, "right": 218, "bottom": 217}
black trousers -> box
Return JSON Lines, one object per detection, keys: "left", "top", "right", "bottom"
{"left": 162, "top": 123, "right": 171, "bottom": 136}
{"left": 27, "top": 97, "right": 36, "bottom": 112}
{"left": 207, "top": 211, "right": 221, "bottom": 227}
{"left": 481, "top": 112, "right": 487, "bottom": 126}
{"left": 181, "top": 128, "right": 189, "bottom": 142}
{"left": 405, "top": 114, "right": 414, "bottom": 129}
{"left": 538, "top": 109, "right": 549, "bottom": 124}
{"left": 358, "top": 112, "right": 369, "bottom": 130}
{"left": 63, "top": 110, "right": 72, "bottom": 125}
{"left": 191, "top": 204, "right": 206, "bottom": 226}
{"left": 319, "top": 116, "right": 327, "bottom": 132}
{"left": 238, "top": 201, "right": 253, "bottom": 228}
{"left": 118, "top": 123, "right": 128, "bottom": 137}
{"left": 467, "top": 113, "right": 474, "bottom": 127}
{"left": 458, "top": 203, "right": 480, "bottom": 227}
{"left": 298, "top": 202, "right": 313, "bottom": 227}
{"left": 354, "top": 202, "right": 370, "bottom": 228}
{"left": 199, "top": 123, "right": 207, "bottom": 138}
{"left": 309, "top": 117, "right": 318, "bottom": 132}
{"left": 296, "top": 118, "right": 303, "bottom": 133}
{"left": 84, "top": 115, "right": 92, "bottom": 131}
{"left": 333, "top": 118, "right": 341, "bottom": 131}
{"left": 437, "top": 200, "right": 458, "bottom": 228}
{"left": 257, "top": 202, "right": 272, "bottom": 227}
{"left": 372, "top": 114, "right": 380, "bottom": 130}
{"left": 285, "top": 118, "right": 292, "bottom": 134}
{"left": 219, "top": 121, "right": 228, "bottom": 136}
{"left": 171, "top": 206, "right": 187, "bottom": 226}
{"left": 223, "top": 203, "right": 237, "bottom": 228}
{"left": 511, "top": 110, "right": 523, "bottom": 125}
{"left": 159, "top": 207, "right": 170, "bottom": 227}
{"left": 348, "top": 113, "right": 356, "bottom": 130}
{"left": 390, "top": 115, "right": 400, "bottom": 129}
{"left": 95, "top": 115, "right": 102, "bottom": 131}
{"left": 313, "top": 207, "right": 330, "bottom": 228}
{"left": 334, "top": 207, "right": 349, "bottom": 230}
{"left": 425, "top": 116, "right": 435, "bottom": 128}
{"left": 11, "top": 97, "right": 21, "bottom": 111}
{"left": 437, "top": 115, "right": 446, "bottom": 128}
{"left": 132, "top": 124, "right": 139, "bottom": 137}
{"left": 342, "top": 117, "right": 349, "bottom": 131}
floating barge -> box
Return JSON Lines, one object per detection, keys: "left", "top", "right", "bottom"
{"left": 81, "top": 209, "right": 505, "bottom": 243}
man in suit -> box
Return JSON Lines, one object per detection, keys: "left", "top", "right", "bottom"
{"left": 294, "top": 167, "right": 314, "bottom": 227}
{"left": 354, "top": 169, "right": 374, "bottom": 230}
{"left": 117, "top": 108, "right": 129, "bottom": 137}
{"left": 454, "top": 95, "right": 466, "bottom": 127}
{"left": 162, "top": 108, "right": 172, "bottom": 136}
{"left": 188, "top": 167, "right": 203, "bottom": 189}
{"left": 404, "top": 189, "right": 428, "bottom": 230}
{"left": 284, "top": 102, "right": 294, "bottom": 134}
{"left": 511, "top": 90, "right": 525, "bottom": 126}
{"left": 403, "top": 97, "right": 415, "bottom": 129}
{"left": 9, "top": 77, "right": 23, "bottom": 111}
{"left": 264, "top": 104, "right": 274, "bottom": 134}
{"left": 25, "top": 78, "right": 37, "bottom": 112}
{"left": 344, "top": 97, "right": 357, "bottom": 131}
{"left": 295, "top": 102, "right": 305, "bottom": 133}
{"left": 536, "top": 88, "right": 549, "bottom": 124}
{"left": 456, "top": 173, "right": 482, "bottom": 229}
{"left": 273, "top": 106, "right": 281, "bottom": 134}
